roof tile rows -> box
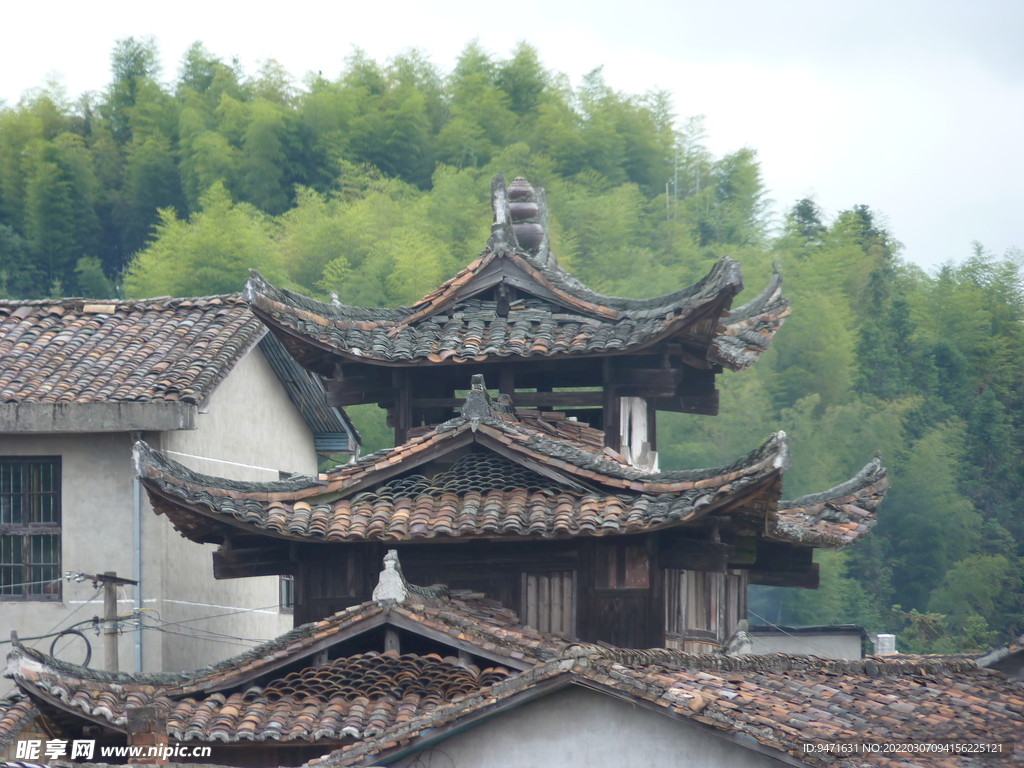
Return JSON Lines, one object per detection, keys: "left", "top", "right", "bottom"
{"left": 8, "top": 593, "right": 1022, "bottom": 767}
{"left": 246, "top": 252, "right": 767, "bottom": 369}
{"left": 319, "top": 649, "right": 1024, "bottom": 768}
{"left": 0, "top": 694, "right": 37, "bottom": 748}
{"left": 0, "top": 295, "right": 261, "bottom": 405}
{"left": 773, "top": 455, "right": 889, "bottom": 549}
{"left": 708, "top": 267, "right": 792, "bottom": 370}
{"left": 139, "top": 417, "right": 788, "bottom": 543}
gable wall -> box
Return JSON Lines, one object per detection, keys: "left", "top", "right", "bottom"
{"left": 156, "top": 347, "right": 317, "bottom": 673}
{"left": 392, "top": 686, "right": 792, "bottom": 768}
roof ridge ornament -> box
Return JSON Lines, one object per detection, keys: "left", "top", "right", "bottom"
{"left": 461, "top": 374, "right": 497, "bottom": 431}
{"left": 372, "top": 550, "right": 450, "bottom": 606}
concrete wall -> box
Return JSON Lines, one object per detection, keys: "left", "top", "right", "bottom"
{"left": 158, "top": 347, "right": 315, "bottom": 673}
{"left": 0, "top": 432, "right": 139, "bottom": 697}
{"left": 1, "top": 347, "right": 318, "bottom": 694}
{"left": 393, "top": 686, "right": 792, "bottom": 768}
{"left": 749, "top": 632, "right": 863, "bottom": 659}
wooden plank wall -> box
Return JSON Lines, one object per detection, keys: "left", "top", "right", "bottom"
{"left": 664, "top": 568, "right": 747, "bottom": 653}
{"left": 521, "top": 571, "right": 576, "bottom": 635}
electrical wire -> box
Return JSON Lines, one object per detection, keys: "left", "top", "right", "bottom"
{"left": 164, "top": 602, "right": 282, "bottom": 624}
{"left": 120, "top": 622, "right": 261, "bottom": 650}
{"left": 135, "top": 614, "right": 272, "bottom": 644}
{"left": 747, "top": 608, "right": 837, "bottom": 657}
{"left": 19, "top": 587, "right": 103, "bottom": 651}
{"left": 0, "top": 576, "right": 63, "bottom": 590}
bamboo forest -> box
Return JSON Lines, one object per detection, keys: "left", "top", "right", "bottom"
{"left": 2, "top": 38, "right": 1022, "bottom": 652}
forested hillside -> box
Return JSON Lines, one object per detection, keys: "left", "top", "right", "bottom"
{"left": 2, "top": 38, "right": 1021, "bottom": 652}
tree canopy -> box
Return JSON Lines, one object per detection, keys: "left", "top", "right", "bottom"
{"left": 1, "top": 38, "right": 1021, "bottom": 651}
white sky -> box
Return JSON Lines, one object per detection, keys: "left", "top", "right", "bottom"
{"left": 2, "top": 0, "right": 1021, "bottom": 270}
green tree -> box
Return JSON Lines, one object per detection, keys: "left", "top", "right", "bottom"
{"left": 124, "top": 181, "right": 283, "bottom": 297}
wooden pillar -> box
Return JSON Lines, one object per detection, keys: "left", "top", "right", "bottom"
{"left": 602, "top": 359, "right": 621, "bottom": 451}
{"left": 647, "top": 400, "right": 658, "bottom": 451}
{"left": 393, "top": 370, "right": 411, "bottom": 445}
{"left": 499, "top": 365, "right": 514, "bottom": 397}
{"left": 647, "top": 533, "right": 663, "bottom": 648}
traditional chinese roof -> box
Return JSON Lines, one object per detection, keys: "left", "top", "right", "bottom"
{"left": 771, "top": 454, "right": 889, "bottom": 549}
{"left": 5, "top": 595, "right": 566, "bottom": 698}
{"left": 137, "top": 380, "right": 790, "bottom": 545}
{"left": 244, "top": 175, "right": 788, "bottom": 373}
{"left": 4, "top": 590, "right": 569, "bottom": 746}
{"left": 708, "top": 264, "right": 791, "bottom": 370}
{"left": 0, "top": 294, "right": 260, "bottom": 407}
{"left": 257, "top": 333, "right": 358, "bottom": 453}
{"left": 0, "top": 692, "right": 37, "bottom": 749}
{"left": 8, "top": 594, "right": 1022, "bottom": 767}
{"left": 321, "top": 648, "right": 1023, "bottom": 768}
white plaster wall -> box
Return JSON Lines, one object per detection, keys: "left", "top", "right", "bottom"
{"left": 157, "top": 347, "right": 316, "bottom": 673}
{"left": 1, "top": 346, "right": 320, "bottom": 691}
{"left": 0, "top": 433, "right": 147, "bottom": 697}
{"left": 393, "top": 686, "right": 793, "bottom": 768}
{"left": 749, "top": 633, "right": 863, "bottom": 659}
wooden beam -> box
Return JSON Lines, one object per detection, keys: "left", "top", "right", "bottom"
{"left": 649, "top": 391, "right": 719, "bottom": 415}
{"left": 387, "top": 612, "right": 535, "bottom": 670}
{"left": 411, "top": 391, "right": 604, "bottom": 409}
{"left": 213, "top": 544, "right": 296, "bottom": 579}
{"left": 326, "top": 388, "right": 397, "bottom": 407}
{"left": 659, "top": 539, "right": 734, "bottom": 572}
{"left": 749, "top": 564, "right": 820, "bottom": 590}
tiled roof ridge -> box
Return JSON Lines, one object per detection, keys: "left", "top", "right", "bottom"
{"left": 0, "top": 692, "right": 39, "bottom": 749}
{"left": 770, "top": 454, "right": 889, "bottom": 550}
{"left": 0, "top": 293, "right": 245, "bottom": 310}
{"left": 520, "top": 425, "right": 789, "bottom": 484}
{"left": 139, "top": 392, "right": 788, "bottom": 501}
{"left": 707, "top": 264, "right": 791, "bottom": 371}
{"left": 135, "top": 440, "right": 323, "bottom": 495}
{"left": 530, "top": 252, "right": 743, "bottom": 315}
{"left": 313, "top": 648, "right": 1023, "bottom": 768}
{"left": 780, "top": 452, "right": 885, "bottom": 509}
{"left": 725, "top": 263, "right": 783, "bottom": 322}
{"left": 253, "top": 254, "right": 744, "bottom": 325}
{"left": 561, "top": 643, "right": 993, "bottom": 678}
{"left": 6, "top": 603, "right": 384, "bottom": 691}
{"left": 245, "top": 270, "right": 410, "bottom": 322}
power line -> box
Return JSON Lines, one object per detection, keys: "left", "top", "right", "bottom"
{"left": 747, "top": 609, "right": 836, "bottom": 658}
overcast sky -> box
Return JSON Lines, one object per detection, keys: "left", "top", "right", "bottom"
{"left": 2, "top": 0, "right": 1020, "bottom": 270}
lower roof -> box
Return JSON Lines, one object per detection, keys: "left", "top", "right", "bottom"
{"left": 5, "top": 594, "right": 1020, "bottom": 768}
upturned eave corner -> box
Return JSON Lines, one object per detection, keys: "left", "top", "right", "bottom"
{"left": 708, "top": 262, "right": 791, "bottom": 372}
{"left": 769, "top": 452, "right": 889, "bottom": 549}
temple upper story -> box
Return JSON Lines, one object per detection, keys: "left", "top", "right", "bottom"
{"left": 245, "top": 174, "right": 790, "bottom": 449}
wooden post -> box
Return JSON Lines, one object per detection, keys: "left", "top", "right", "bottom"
{"left": 499, "top": 365, "right": 514, "bottom": 397}
{"left": 103, "top": 571, "right": 119, "bottom": 672}
{"left": 393, "top": 370, "right": 411, "bottom": 445}
{"left": 602, "top": 360, "right": 621, "bottom": 451}
{"left": 384, "top": 627, "right": 400, "bottom": 654}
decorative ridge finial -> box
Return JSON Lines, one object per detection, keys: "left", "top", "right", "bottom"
{"left": 462, "top": 374, "right": 496, "bottom": 431}
{"left": 372, "top": 551, "right": 451, "bottom": 606}
{"left": 372, "top": 550, "right": 408, "bottom": 605}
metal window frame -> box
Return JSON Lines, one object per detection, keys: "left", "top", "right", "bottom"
{"left": 0, "top": 456, "right": 61, "bottom": 601}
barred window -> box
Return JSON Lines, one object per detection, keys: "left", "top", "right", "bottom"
{"left": 0, "top": 458, "right": 61, "bottom": 600}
